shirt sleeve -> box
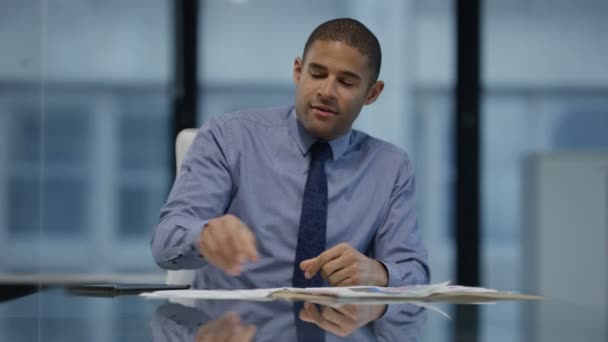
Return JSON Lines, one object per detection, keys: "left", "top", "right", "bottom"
{"left": 372, "top": 155, "right": 430, "bottom": 287}
{"left": 151, "top": 117, "right": 235, "bottom": 270}
{"left": 150, "top": 303, "right": 212, "bottom": 342}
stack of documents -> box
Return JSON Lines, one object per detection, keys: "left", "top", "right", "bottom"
{"left": 140, "top": 282, "right": 542, "bottom": 304}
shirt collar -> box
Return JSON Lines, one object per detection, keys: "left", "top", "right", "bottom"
{"left": 288, "top": 107, "right": 351, "bottom": 161}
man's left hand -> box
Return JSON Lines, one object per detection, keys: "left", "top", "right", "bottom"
{"left": 299, "top": 243, "right": 388, "bottom": 287}
{"left": 299, "top": 302, "right": 387, "bottom": 337}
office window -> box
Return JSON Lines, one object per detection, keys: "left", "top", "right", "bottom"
{"left": 481, "top": 2, "right": 608, "bottom": 340}
{"left": 7, "top": 178, "right": 40, "bottom": 236}
{"left": 0, "top": 0, "right": 172, "bottom": 273}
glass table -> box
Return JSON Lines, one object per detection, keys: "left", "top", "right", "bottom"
{"left": 0, "top": 285, "right": 604, "bottom": 341}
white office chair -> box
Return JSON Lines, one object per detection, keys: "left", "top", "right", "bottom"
{"left": 165, "top": 128, "right": 199, "bottom": 286}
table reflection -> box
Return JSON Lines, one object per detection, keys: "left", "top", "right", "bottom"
{"left": 150, "top": 300, "right": 426, "bottom": 341}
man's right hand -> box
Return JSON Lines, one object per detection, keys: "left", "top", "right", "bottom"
{"left": 198, "top": 214, "right": 259, "bottom": 276}
{"left": 196, "top": 312, "right": 256, "bottom": 342}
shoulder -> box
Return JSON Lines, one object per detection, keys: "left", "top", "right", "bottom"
{"left": 209, "top": 106, "right": 292, "bottom": 130}
{"left": 195, "top": 106, "right": 292, "bottom": 155}
{"left": 350, "top": 129, "right": 412, "bottom": 167}
{"left": 349, "top": 131, "right": 416, "bottom": 191}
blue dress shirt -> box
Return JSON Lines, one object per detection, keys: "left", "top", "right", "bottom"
{"left": 151, "top": 106, "right": 429, "bottom": 289}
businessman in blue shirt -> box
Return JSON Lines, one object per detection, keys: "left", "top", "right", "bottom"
{"left": 151, "top": 18, "right": 429, "bottom": 289}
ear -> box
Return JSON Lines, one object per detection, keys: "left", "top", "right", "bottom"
{"left": 364, "top": 80, "right": 384, "bottom": 105}
{"left": 293, "top": 57, "right": 303, "bottom": 85}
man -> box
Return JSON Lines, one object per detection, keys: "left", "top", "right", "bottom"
{"left": 151, "top": 18, "right": 429, "bottom": 289}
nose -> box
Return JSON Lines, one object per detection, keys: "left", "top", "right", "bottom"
{"left": 317, "top": 78, "right": 337, "bottom": 99}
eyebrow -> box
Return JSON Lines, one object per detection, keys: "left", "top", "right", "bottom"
{"left": 308, "top": 62, "right": 362, "bottom": 81}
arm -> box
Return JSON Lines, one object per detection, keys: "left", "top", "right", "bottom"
{"left": 373, "top": 156, "right": 430, "bottom": 286}
{"left": 151, "top": 118, "right": 234, "bottom": 270}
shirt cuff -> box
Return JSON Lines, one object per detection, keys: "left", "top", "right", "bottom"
{"left": 173, "top": 216, "right": 208, "bottom": 259}
{"left": 378, "top": 303, "right": 401, "bottom": 320}
{"left": 155, "top": 215, "right": 209, "bottom": 269}
{"left": 376, "top": 259, "right": 401, "bottom": 288}
{"left": 375, "top": 259, "right": 401, "bottom": 319}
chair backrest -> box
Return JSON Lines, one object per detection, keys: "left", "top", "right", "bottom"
{"left": 175, "top": 129, "right": 199, "bottom": 173}
{"left": 165, "top": 128, "right": 198, "bottom": 286}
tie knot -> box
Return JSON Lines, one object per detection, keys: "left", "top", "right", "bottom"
{"left": 310, "top": 141, "right": 333, "bottom": 162}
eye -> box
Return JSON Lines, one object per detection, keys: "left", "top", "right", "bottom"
{"left": 309, "top": 71, "right": 324, "bottom": 79}
{"left": 340, "top": 79, "right": 354, "bottom": 87}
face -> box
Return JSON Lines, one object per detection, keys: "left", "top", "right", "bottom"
{"left": 293, "top": 40, "right": 384, "bottom": 141}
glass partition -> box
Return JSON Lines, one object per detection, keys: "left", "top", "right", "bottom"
{"left": 481, "top": 1, "right": 608, "bottom": 340}
{"left": 0, "top": 0, "right": 172, "bottom": 275}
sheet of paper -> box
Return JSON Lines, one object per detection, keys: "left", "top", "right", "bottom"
{"left": 433, "top": 285, "right": 498, "bottom": 294}
{"left": 141, "top": 288, "right": 280, "bottom": 300}
{"left": 278, "top": 281, "right": 453, "bottom": 298}
{"left": 140, "top": 283, "right": 452, "bottom": 301}
{"left": 140, "top": 281, "right": 541, "bottom": 302}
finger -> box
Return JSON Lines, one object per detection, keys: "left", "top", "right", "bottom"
{"left": 221, "top": 312, "right": 241, "bottom": 327}
{"left": 299, "top": 308, "right": 312, "bottom": 322}
{"left": 320, "top": 256, "right": 350, "bottom": 280}
{"left": 304, "top": 303, "right": 343, "bottom": 336}
{"left": 327, "top": 266, "right": 360, "bottom": 287}
{"left": 334, "top": 304, "right": 359, "bottom": 322}
{"left": 225, "top": 225, "right": 258, "bottom": 274}
{"left": 214, "top": 231, "right": 241, "bottom": 275}
{"left": 304, "top": 244, "right": 347, "bottom": 279}
{"left": 244, "top": 325, "right": 257, "bottom": 339}
{"left": 223, "top": 223, "right": 261, "bottom": 275}
{"left": 320, "top": 306, "right": 357, "bottom": 327}
{"left": 225, "top": 229, "right": 248, "bottom": 273}
{"left": 202, "top": 230, "right": 232, "bottom": 271}
{"left": 303, "top": 259, "right": 321, "bottom": 279}
{"left": 299, "top": 258, "right": 314, "bottom": 271}
{"left": 221, "top": 313, "right": 243, "bottom": 338}
{"left": 211, "top": 252, "right": 239, "bottom": 276}
{"left": 223, "top": 215, "right": 257, "bottom": 262}
{"left": 237, "top": 224, "right": 259, "bottom": 262}
{"left": 200, "top": 227, "right": 219, "bottom": 257}
{"left": 198, "top": 313, "right": 240, "bottom": 340}
{"left": 303, "top": 302, "right": 323, "bottom": 322}
{"left": 335, "top": 277, "right": 356, "bottom": 287}
{"left": 232, "top": 325, "right": 256, "bottom": 342}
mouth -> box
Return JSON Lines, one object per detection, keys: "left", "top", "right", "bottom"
{"left": 310, "top": 105, "right": 338, "bottom": 119}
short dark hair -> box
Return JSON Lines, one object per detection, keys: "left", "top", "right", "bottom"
{"left": 302, "top": 18, "right": 382, "bottom": 82}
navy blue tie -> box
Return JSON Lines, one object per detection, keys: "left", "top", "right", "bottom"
{"left": 293, "top": 141, "right": 333, "bottom": 288}
{"left": 292, "top": 142, "right": 331, "bottom": 342}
